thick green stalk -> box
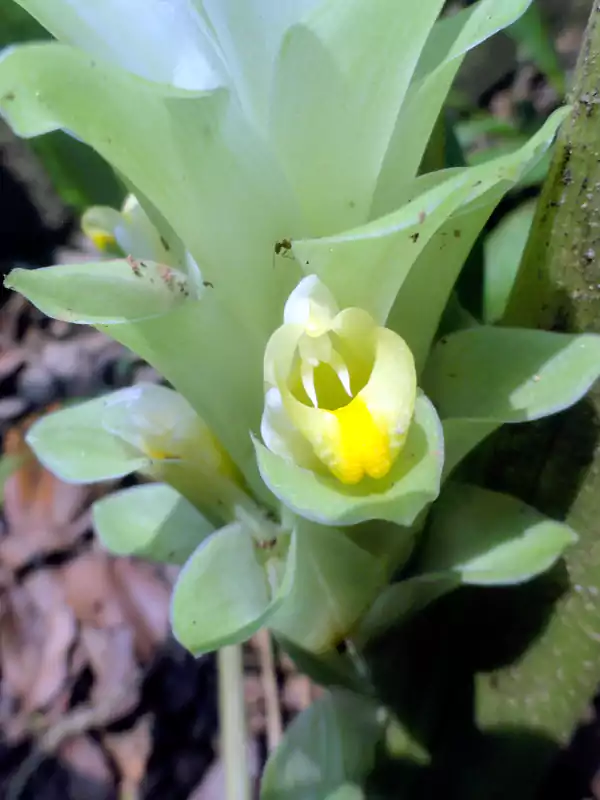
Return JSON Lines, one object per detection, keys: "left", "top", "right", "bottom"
{"left": 476, "top": 0, "right": 600, "bottom": 772}
{"left": 218, "top": 645, "right": 251, "bottom": 800}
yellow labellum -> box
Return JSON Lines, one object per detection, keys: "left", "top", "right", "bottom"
{"left": 90, "top": 229, "right": 117, "bottom": 252}
{"left": 327, "top": 396, "right": 391, "bottom": 484}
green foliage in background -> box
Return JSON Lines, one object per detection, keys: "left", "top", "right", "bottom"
{"left": 0, "top": 2, "right": 123, "bottom": 210}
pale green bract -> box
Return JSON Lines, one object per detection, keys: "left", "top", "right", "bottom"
{"left": 0, "top": 0, "right": 593, "bottom": 674}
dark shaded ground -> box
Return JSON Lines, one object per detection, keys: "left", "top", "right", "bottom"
{"left": 0, "top": 643, "right": 218, "bottom": 800}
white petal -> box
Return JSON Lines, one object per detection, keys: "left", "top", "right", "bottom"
{"left": 283, "top": 275, "right": 339, "bottom": 334}
{"left": 298, "top": 330, "right": 332, "bottom": 366}
{"left": 101, "top": 383, "right": 197, "bottom": 455}
{"left": 301, "top": 361, "right": 319, "bottom": 408}
{"left": 298, "top": 333, "right": 353, "bottom": 397}
{"left": 116, "top": 195, "right": 171, "bottom": 263}
{"left": 264, "top": 323, "right": 304, "bottom": 389}
{"left": 261, "top": 387, "right": 320, "bottom": 470}
{"left": 15, "top": 0, "right": 224, "bottom": 90}
{"left": 328, "top": 349, "right": 353, "bottom": 397}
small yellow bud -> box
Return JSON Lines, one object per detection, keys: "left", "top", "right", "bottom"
{"left": 89, "top": 229, "right": 118, "bottom": 252}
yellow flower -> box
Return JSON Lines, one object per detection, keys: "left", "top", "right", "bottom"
{"left": 262, "top": 276, "right": 417, "bottom": 485}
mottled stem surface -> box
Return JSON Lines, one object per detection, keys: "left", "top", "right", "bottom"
{"left": 476, "top": 0, "right": 600, "bottom": 772}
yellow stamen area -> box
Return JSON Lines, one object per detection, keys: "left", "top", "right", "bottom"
{"left": 90, "top": 230, "right": 117, "bottom": 252}
{"left": 327, "top": 396, "right": 392, "bottom": 485}
{"left": 146, "top": 446, "right": 176, "bottom": 461}
{"left": 146, "top": 436, "right": 245, "bottom": 487}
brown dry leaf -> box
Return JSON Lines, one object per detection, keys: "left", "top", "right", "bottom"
{"left": 24, "top": 572, "right": 78, "bottom": 714}
{"left": 0, "top": 570, "right": 76, "bottom": 740}
{"left": 80, "top": 624, "right": 140, "bottom": 717}
{"left": 0, "top": 348, "right": 26, "bottom": 383}
{"left": 1, "top": 418, "right": 96, "bottom": 570}
{"left": 59, "top": 734, "right": 112, "bottom": 786}
{"left": 110, "top": 558, "right": 171, "bottom": 661}
{"left": 104, "top": 714, "right": 152, "bottom": 798}
{"left": 62, "top": 547, "right": 171, "bottom": 661}
{"left": 37, "top": 332, "right": 125, "bottom": 399}
{"left": 61, "top": 549, "right": 128, "bottom": 629}
{"left": 278, "top": 649, "right": 323, "bottom": 714}
{"left": 0, "top": 294, "right": 28, "bottom": 347}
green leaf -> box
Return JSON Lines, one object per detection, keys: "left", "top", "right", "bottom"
{"left": 455, "top": 115, "right": 523, "bottom": 152}
{"left": 171, "top": 522, "right": 295, "bottom": 655}
{"left": 276, "top": 636, "right": 364, "bottom": 693}
{"left": 5, "top": 260, "right": 193, "bottom": 325}
{"left": 255, "top": 393, "right": 443, "bottom": 528}
{"left": 483, "top": 199, "right": 537, "bottom": 324}
{"left": 424, "top": 327, "right": 600, "bottom": 474}
{"left": 423, "top": 327, "right": 600, "bottom": 422}
{"left": 344, "top": 519, "right": 418, "bottom": 579}
{"left": 292, "top": 109, "right": 567, "bottom": 333}
{"left": 385, "top": 111, "right": 566, "bottom": 371}
{"left": 354, "top": 573, "right": 459, "bottom": 646}
{"left": 371, "top": 0, "right": 534, "bottom": 217}
{"left": 271, "top": 0, "right": 445, "bottom": 234}
{"left": 270, "top": 519, "right": 385, "bottom": 653}
{"left": 441, "top": 418, "right": 499, "bottom": 479}
{"left": 0, "top": 1, "right": 49, "bottom": 45}
{"left": 420, "top": 483, "right": 577, "bottom": 585}
{"left": 25, "top": 396, "right": 148, "bottom": 483}
{"left": 387, "top": 184, "right": 505, "bottom": 372}
{"left": 325, "top": 786, "right": 364, "bottom": 800}
{"left": 93, "top": 483, "right": 214, "bottom": 564}
{"left": 261, "top": 689, "right": 382, "bottom": 800}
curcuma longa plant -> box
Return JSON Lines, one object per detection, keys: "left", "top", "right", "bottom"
{"left": 2, "top": 0, "right": 600, "bottom": 794}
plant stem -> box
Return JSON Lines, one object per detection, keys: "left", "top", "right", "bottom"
{"left": 473, "top": 0, "right": 600, "bottom": 784}
{"left": 255, "top": 630, "right": 283, "bottom": 752}
{"left": 218, "top": 645, "right": 251, "bottom": 800}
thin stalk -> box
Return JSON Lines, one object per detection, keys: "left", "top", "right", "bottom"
{"left": 255, "top": 630, "right": 283, "bottom": 752}
{"left": 218, "top": 645, "right": 251, "bottom": 800}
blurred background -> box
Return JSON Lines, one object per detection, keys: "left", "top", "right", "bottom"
{"left": 0, "top": 1, "right": 596, "bottom": 798}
